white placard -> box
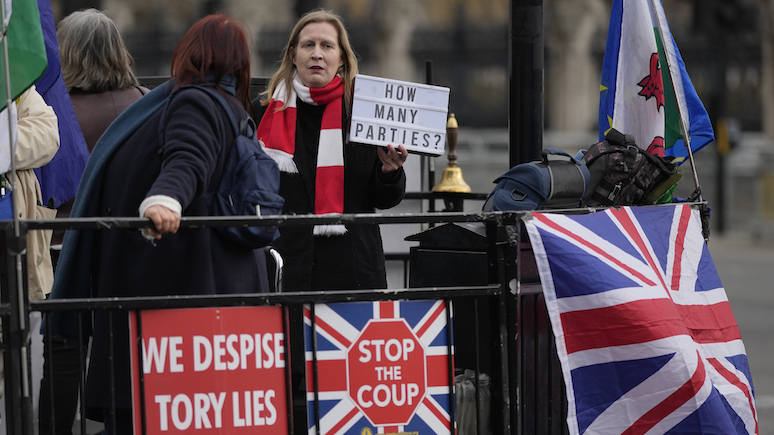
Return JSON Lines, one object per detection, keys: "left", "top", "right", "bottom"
{"left": 350, "top": 74, "right": 450, "bottom": 157}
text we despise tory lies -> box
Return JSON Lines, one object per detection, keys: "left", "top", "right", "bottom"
{"left": 130, "top": 307, "right": 288, "bottom": 432}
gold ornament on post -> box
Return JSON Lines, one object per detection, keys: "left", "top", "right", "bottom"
{"left": 433, "top": 113, "right": 471, "bottom": 193}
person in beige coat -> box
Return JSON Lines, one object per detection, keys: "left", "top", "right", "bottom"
{"left": 0, "top": 85, "right": 59, "bottom": 430}
{"left": 13, "top": 85, "right": 60, "bottom": 301}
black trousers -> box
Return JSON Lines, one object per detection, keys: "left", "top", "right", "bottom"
{"left": 38, "top": 338, "right": 87, "bottom": 435}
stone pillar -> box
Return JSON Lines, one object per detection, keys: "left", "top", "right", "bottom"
{"left": 544, "top": 0, "right": 607, "bottom": 132}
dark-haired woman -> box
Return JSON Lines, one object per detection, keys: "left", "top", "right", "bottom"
{"left": 48, "top": 14, "right": 266, "bottom": 433}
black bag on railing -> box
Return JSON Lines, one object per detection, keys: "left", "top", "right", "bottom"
{"left": 483, "top": 148, "right": 590, "bottom": 212}
{"left": 581, "top": 128, "right": 683, "bottom": 207}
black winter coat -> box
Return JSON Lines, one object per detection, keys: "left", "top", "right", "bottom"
{"left": 253, "top": 98, "right": 406, "bottom": 291}
{"left": 86, "top": 88, "right": 267, "bottom": 411}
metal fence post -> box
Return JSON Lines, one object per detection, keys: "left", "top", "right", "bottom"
{"left": 1, "top": 223, "right": 34, "bottom": 435}
{"left": 486, "top": 215, "right": 520, "bottom": 434}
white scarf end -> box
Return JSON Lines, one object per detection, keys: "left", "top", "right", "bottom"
{"left": 262, "top": 146, "right": 298, "bottom": 174}
{"left": 313, "top": 224, "right": 347, "bottom": 237}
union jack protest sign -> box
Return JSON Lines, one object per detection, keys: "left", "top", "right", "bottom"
{"left": 304, "top": 300, "right": 454, "bottom": 434}
{"left": 524, "top": 204, "right": 757, "bottom": 434}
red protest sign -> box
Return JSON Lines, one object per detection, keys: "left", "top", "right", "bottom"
{"left": 347, "top": 319, "right": 426, "bottom": 426}
{"left": 130, "top": 306, "right": 288, "bottom": 434}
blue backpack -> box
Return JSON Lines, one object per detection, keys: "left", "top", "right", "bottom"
{"left": 483, "top": 148, "right": 590, "bottom": 212}
{"left": 159, "top": 85, "right": 284, "bottom": 248}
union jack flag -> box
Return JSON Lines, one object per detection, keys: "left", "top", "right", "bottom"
{"left": 523, "top": 204, "right": 758, "bottom": 434}
{"left": 304, "top": 300, "right": 454, "bottom": 435}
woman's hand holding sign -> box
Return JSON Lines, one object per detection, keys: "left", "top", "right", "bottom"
{"left": 377, "top": 144, "right": 408, "bottom": 174}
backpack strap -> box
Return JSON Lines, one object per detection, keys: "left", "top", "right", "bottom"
{"left": 604, "top": 128, "right": 636, "bottom": 147}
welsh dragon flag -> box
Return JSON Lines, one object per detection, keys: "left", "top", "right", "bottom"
{"left": 599, "top": 0, "right": 714, "bottom": 163}
{"left": 0, "top": 0, "right": 47, "bottom": 173}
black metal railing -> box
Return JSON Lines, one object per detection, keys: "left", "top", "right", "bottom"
{"left": 1, "top": 210, "right": 568, "bottom": 435}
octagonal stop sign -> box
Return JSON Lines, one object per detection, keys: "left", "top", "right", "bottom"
{"left": 346, "top": 318, "right": 427, "bottom": 426}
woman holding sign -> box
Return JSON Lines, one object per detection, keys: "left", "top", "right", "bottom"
{"left": 254, "top": 8, "right": 408, "bottom": 292}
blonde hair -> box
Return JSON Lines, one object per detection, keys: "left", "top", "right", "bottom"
{"left": 260, "top": 9, "right": 358, "bottom": 110}
{"left": 57, "top": 9, "right": 139, "bottom": 92}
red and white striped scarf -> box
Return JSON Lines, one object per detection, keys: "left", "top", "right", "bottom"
{"left": 257, "top": 74, "right": 346, "bottom": 236}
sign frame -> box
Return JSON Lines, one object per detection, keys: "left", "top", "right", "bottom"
{"left": 350, "top": 74, "right": 450, "bottom": 157}
{"left": 304, "top": 299, "right": 455, "bottom": 434}
{"left": 129, "top": 306, "right": 290, "bottom": 434}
